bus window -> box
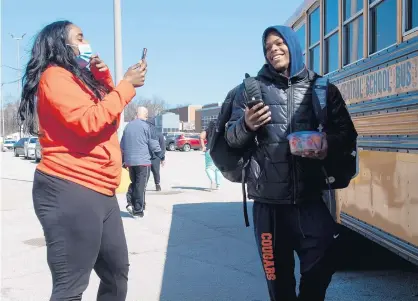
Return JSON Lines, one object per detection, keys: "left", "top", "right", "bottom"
{"left": 344, "top": 0, "right": 363, "bottom": 21}
{"left": 295, "top": 24, "right": 306, "bottom": 56}
{"left": 343, "top": 16, "right": 364, "bottom": 65}
{"left": 405, "top": 0, "right": 418, "bottom": 32}
{"left": 324, "top": 0, "right": 339, "bottom": 35}
{"left": 324, "top": 0, "right": 339, "bottom": 74}
{"left": 310, "top": 46, "right": 320, "bottom": 74}
{"left": 309, "top": 7, "right": 320, "bottom": 74}
{"left": 369, "top": 0, "right": 397, "bottom": 54}
{"left": 309, "top": 8, "right": 320, "bottom": 46}
{"left": 324, "top": 33, "right": 339, "bottom": 74}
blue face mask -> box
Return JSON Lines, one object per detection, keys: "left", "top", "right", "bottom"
{"left": 68, "top": 43, "right": 93, "bottom": 68}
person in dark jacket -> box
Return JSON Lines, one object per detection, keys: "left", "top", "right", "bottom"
{"left": 225, "top": 25, "right": 357, "bottom": 301}
{"left": 121, "top": 107, "right": 161, "bottom": 217}
{"left": 146, "top": 117, "right": 166, "bottom": 191}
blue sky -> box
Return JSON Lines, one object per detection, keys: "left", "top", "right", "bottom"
{"left": 1, "top": 0, "right": 303, "bottom": 108}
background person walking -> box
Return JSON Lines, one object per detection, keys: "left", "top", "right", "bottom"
{"left": 147, "top": 117, "right": 166, "bottom": 191}
{"left": 200, "top": 121, "right": 222, "bottom": 190}
{"left": 121, "top": 107, "right": 161, "bottom": 218}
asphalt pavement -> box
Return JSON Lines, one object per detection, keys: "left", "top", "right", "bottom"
{"left": 1, "top": 150, "right": 417, "bottom": 301}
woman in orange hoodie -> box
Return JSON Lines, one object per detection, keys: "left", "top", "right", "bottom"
{"left": 18, "top": 21, "right": 146, "bottom": 301}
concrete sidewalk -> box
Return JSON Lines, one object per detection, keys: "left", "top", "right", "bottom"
{"left": 1, "top": 151, "right": 269, "bottom": 301}
{"left": 2, "top": 151, "right": 417, "bottom": 301}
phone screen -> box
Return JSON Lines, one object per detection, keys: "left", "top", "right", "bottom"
{"left": 141, "top": 48, "right": 147, "bottom": 60}
{"left": 247, "top": 99, "right": 264, "bottom": 109}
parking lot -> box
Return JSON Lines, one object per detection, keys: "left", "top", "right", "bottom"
{"left": 1, "top": 150, "right": 417, "bottom": 300}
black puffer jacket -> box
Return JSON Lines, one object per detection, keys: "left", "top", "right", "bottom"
{"left": 225, "top": 64, "right": 357, "bottom": 205}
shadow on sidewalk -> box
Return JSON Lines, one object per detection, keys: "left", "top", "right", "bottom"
{"left": 158, "top": 201, "right": 418, "bottom": 301}
{"left": 158, "top": 201, "right": 269, "bottom": 301}
{"left": 120, "top": 211, "right": 132, "bottom": 219}
{"left": 335, "top": 225, "right": 417, "bottom": 272}
{"left": 171, "top": 186, "right": 211, "bottom": 192}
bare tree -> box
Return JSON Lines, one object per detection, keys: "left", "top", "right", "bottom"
{"left": 1, "top": 99, "right": 20, "bottom": 136}
{"left": 171, "top": 102, "right": 191, "bottom": 109}
{"left": 144, "top": 95, "right": 168, "bottom": 117}
{"left": 124, "top": 96, "right": 168, "bottom": 121}
{"left": 124, "top": 101, "right": 139, "bottom": 122}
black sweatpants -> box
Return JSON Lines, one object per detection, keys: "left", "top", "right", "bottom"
{"left": 151, "top": 158, "right": 161, "bottom": 185}
{"left": 253, "top": 200, "right": 338, "bottom": 301}
{"left": 32, "top": 170, "right": 129, "bottom": 301}
{"left": 129, "top": 165, "right": 150, "bottom": 212}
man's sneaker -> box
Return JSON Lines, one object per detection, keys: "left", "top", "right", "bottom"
{"left": 126, "top": 204, "right": 134, "bottom": 217}
{"left": 133, "top": 210, "right": 144, "bottom": 218}
{"left": 156, "top": 184, "right": 161, "bottom": 191}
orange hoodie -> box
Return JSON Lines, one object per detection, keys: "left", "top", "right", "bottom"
{"left": 36, "top": 66, "right": 136, "bottom": 196}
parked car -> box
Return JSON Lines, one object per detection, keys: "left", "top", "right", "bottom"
{"left": 13, "top": 138, "right": 29, "bottom": 157}
{"left": 34, "top": 139, "right": 42, "bottom": 162}
{"left": 2, "top": 139, "right": 17, "bottom": 152}
{"left": 164, "top": 132, "right": 184, "bottom": 151}
{"left": 24, "top": 137, "right": 38, "bottom": 159}
{"left": 175, "top": 133, "right": 205, "bottom": 152}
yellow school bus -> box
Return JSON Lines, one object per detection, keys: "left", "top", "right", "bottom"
{"left": 286, "top": 0, "right": 418, "bottom": 265}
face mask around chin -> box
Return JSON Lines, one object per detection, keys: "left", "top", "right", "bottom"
{"left": 67, "top": 43, "right": 93, "bottom": 68}
{"left": 76, "top": 56, "right": 90, "bottom": 69}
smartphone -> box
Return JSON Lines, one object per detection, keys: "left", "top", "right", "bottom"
{"left": 141, "top": 48, "right": 147, "bottom": 60}
{"left": 247, "top": 98, "right": 264, "bottom": 109}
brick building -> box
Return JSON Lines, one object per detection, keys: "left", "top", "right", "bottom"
{"left": 167, "top": 105, "right": 202, "bottom": 131}
{"left": 195, "top": 102, "right": 222, "bottom": 133}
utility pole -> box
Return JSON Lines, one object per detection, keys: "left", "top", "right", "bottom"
{"left": 0, "top": 0, "right": 3, "bottom": 138}
{"left": 0, "top": 84, "right": 4, "bottom": 139}
{"left": 0, "top": 1, "right": 3, "bottom": 139}
{"left": 113, "top": 0, "right": 124, "bottom": 140}
{"left": 10, "top": 33, "right": 26, "bottom": 138}
{"left": 10, "top": 33, "right": 26, "bottom": 98}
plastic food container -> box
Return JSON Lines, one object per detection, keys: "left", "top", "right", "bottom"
{"left": 287, "top": 131, "right": 324, "bottom": 156}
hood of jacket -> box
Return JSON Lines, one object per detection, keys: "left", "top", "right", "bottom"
{"left": 260, "top": 25, "right": 306, "bottom": 80}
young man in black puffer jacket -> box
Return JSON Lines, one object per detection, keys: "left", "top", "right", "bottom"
{"left": 225, "top": 25, "right": 357, "bottom": 301}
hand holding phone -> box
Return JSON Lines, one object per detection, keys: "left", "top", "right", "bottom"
{"left": 247, "top": 98, "right": 264, "bottom": 109}
{"left": 244, "top": 101, "right": 271, "bottom": 132}
{"left": 124, "top": 58, "right": 147, "bottom": 88}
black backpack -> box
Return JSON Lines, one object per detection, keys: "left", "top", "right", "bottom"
{"left": 208, "top": 75, "right": 261, "bottom": 226}
{"left": 208, "top": 76, "right": 260, "bottom": 183}
{"left": 312, "top": 77, "right": 358, "bottom": 190}
{"left": 204, "top": 120, "right": 216, "bottom": 148}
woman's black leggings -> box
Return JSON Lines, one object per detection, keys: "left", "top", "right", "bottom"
{"left": 32, "top": 170, "right": 129, "bottom": 301}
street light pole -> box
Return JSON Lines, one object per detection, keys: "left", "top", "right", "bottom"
{"left": 10, "top": 33, "right": 26, "bottom": 138}
{"left": 0, "top": 84, "right": 4, "bottom": 139}
{"left": 113, "top": 0, "right": 124, "bottom": 140}
{"left": 10, "top": 34, "right": 26, "bottom": 97}
{"left": 0, "top": 2, "right": 3, "bottom": 138}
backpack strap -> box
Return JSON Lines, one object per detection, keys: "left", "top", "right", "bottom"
{"left": 243, "top": 74, "right": 262, "bottom": 103}
{"left": 312, "top": 77, "right": 329, "bottom": 132}
{"left": 241, "top": 73, "right": 263, "bottom": 227}
{"left": 242, "top": 161, "right": 250, "bottom": 227}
